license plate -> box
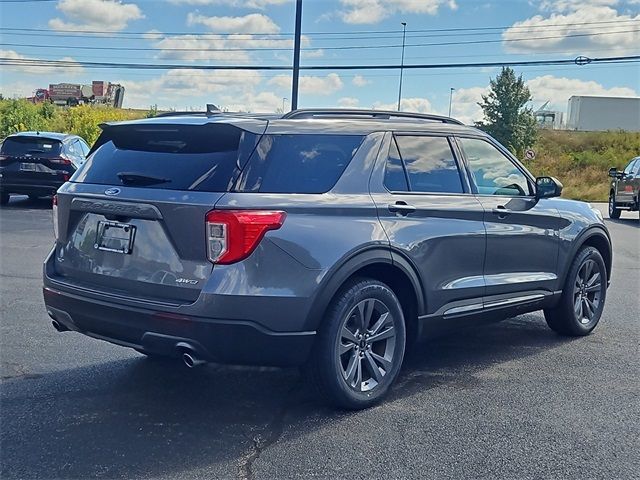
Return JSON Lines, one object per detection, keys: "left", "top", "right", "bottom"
{"left": 95, "top": 221, "right": 136, "bottom": 254}
{"left": 20, "top": 163, "right": 37, "bottom": 171}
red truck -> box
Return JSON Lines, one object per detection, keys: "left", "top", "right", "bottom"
{"left": 27, "top": 81, "right": 125, "bottom": 108}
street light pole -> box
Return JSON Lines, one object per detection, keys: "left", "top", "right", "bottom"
{"left": 448, "top": 87, "right": 455, "bottom": 117}
{"left": 282, "top": 97, "right": 288, "bottom": 113}
{"left": 291, "top": 0, "right": 303, "bottom": 111}
{"left": 397, "top": 22, "right": 407, "bottom": 111}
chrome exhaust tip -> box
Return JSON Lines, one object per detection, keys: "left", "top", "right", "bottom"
{"left": 182, "top": 351, "right": 205, "bottom": 368}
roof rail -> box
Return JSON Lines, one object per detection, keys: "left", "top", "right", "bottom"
{"left": 282, "top": 108, "right": 464, "bottom": 125}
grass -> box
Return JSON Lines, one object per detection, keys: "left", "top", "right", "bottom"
{"left": 523, "top": 130, "right": 640, "bottom": 202}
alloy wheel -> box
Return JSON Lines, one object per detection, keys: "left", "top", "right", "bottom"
{"left": 573, "top": 259, "right": 603, "bottom": 325}
{"left": 338, "top": 298, "right": 397, "bottom": 392}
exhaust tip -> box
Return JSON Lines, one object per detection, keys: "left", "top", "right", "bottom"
{"left": 182, "top": 351, "right": 204, "bottom": 368}
{"left": 51, "top": 320, "right": 63, "bottom": 332}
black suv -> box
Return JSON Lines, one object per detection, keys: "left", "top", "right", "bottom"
{"left": 608, "top": 156, "right": 640, "bottom": 219}
{"left": 0, "top": 131, "right": 90, "bottom": 205}
{"left": 43, "top": 109, "right": 612, "bottom": 409}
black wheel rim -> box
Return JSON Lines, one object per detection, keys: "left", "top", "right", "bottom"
{"left": 573, "top": 259, "right": 603, "bottom": 325}
{"left": 338, "top": 299, "right": 396, "bottom": 392}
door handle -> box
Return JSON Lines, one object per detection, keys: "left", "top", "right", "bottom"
{"left": 492, "top": 205, "right": 511, "bottom": 218}
{"left": 388, "top": 201, "right": 416, "bottom": 216}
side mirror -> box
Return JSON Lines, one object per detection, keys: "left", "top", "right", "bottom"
{"left": 536, "top": 176, "right": 563, "bottom": 199}
{"left": 608, "top": 168, "right": 618, "bottom": 178}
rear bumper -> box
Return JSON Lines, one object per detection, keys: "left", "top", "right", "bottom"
{"left": 0, "top": 180, "right": 63, "bottom": 196}
{"left": 42, "top": 285, "right": 315, "bottom": 367}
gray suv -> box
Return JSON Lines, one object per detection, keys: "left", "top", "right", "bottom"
{"left": 43, "top": 109, "right": 612, "bottom": 409}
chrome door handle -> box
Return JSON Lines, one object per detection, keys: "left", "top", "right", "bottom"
{"left": 388, "top": 202, "right": 416, "bottom": 215}
{"left": 492, "top": 205, "right": 511, "bottom": 218}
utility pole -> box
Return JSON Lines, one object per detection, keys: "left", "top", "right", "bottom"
{"left": 397, "top": 22, "right": 407, "bottom": 111}
{"left": 291, "top": 0, "right": 303, "bottom": 111}
{"left": 282, "top": 97, "right": 288, "bottom": 113}
{"left": 448, "top": 87, "right": 455, "bottom": 117}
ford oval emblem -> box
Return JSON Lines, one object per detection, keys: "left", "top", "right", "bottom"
{"left": 104, "top": 187, "right": 121, "bottom": 196}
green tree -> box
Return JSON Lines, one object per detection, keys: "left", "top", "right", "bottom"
{"left": 476, "top": 67, "right": 537, "bottom": 158}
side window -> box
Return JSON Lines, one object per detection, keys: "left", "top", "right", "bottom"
{"left": 235, "top": 134, "right": 364, "bottom": 194}
{"left": 623, "top": 159, "right": 636, "bottom": 175}
{"left": 394, "top": 135, "right": 463, "bottom": 194}
{"left": 458, "top": 137, "right": 531, "bottom": 196}
{"left": 78, "top": 140, "right": 90, "bottom": 156}
{"left": 384, "top": 137, "right": 409, "bottom": 192}
{"left": 66, "top": 141, "right": 78, "bottom": 156}
{"left": 632, "top": 160, "right": 640, "bottom": 176}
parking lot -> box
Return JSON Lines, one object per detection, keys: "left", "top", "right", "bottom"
{"left": 0, "top": 196, "right": 638, "bottom": 480}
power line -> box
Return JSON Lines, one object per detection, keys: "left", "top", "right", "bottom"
{"left": 2, "top": 28, "right": 638, "bottom": 53}
{"left": 0, "top": 18, "right": 637, "bottom": 37}
{"left": 2, "top": 54, "right": 638, "bottom": 71}
{"left": 2, "top": 24, "right": 638, "bottom": 42}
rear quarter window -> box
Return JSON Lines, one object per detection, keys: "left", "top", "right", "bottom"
{"left": 235, "top": 134, "right": 364, "bottom": 194}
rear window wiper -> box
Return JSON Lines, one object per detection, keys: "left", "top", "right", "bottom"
{"left": 117, "top": 172, "right": 171, "bottom": 186}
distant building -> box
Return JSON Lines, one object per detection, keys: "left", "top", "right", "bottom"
{"left": 535, "top": 109, "right": 564, "bottom": 130}
{"left": 567, "top": 96, "right": 640, "bottom": 132}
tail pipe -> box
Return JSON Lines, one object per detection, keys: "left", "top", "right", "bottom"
{"left": 182, "top": 350, "right": 205, "bottom": 368}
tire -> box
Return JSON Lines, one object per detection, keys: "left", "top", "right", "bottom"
{"left": 608, "top": 192, "right": 621, "bottom": 219}
{"left": 0, "top": 193, "right": 9, "bottom": 206}
{"left": 544, "top": 246, "right": 607, "bottom": 336}
{"left": 310, "top": 278, "right": 406, "bottom": 410}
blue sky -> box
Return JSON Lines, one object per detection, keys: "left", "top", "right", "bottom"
{"left": 0, "top": 0, "right": 638, "bottom": 122}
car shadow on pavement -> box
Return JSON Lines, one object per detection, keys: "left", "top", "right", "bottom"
{"left": 605, "top": 217, "right": 639, "bottom": 228}
{"left": 0, "top": 313, "right": 573, "bottom": 479}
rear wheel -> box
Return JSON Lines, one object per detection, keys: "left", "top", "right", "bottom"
{"left": 544, "top": 246, "right": 607, "bottom": 336}
{"left": 311, "top": 278, "right": 406, "bottom": 410}
{"left": 0, "top": 193, "right": 9, "bottom": 206}
{"left": 608, "top": 192, "right": 621, "bottom": 219}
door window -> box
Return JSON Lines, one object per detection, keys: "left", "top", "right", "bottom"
{"left": 390, "top": 135, "right": 464, "bottom": 194}
{"left": 458, "top": 137, "right": 531, "bottom": 196}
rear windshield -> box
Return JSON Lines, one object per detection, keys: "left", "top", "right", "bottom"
{"left": 235, "top": 134, "right": 364, "bottom": 194}
{"left": 1, "top": 137, "right": 62, "bottom": 156}
{"left": 72, "top": 124, "right": 259, "bottom": 192}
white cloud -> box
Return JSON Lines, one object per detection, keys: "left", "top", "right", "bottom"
{"left": 268, "top": 73, "right": 344, "bottom": 95}
{"left": 373, "top": 97, "right": 435, "bottom": 113}
{"left": 526, "top": 75, "right": 639, "bottom": 108}
{"left": 446, "top": 76, "right": 639, "bottom": 125}
{"left": 186, "top": 13, "right": 280, "bottom": 34}
{"left": 0, "top": 50, "right": 84, "bottom": 75}
{"left": 167, "top": 0, "right": 290, "bottom": 9}
{"left": 352, "top": 75, "right": 371, "bottom": 87}
{"left": 115, "top": 69, "right": 263, "bottom": 109}
{"left": 49, "top": 0, "right": 144, "bottom": 32}
{"left": 338, "top": 0, "right": 457, "bottom": 24}
{"left": 220, "top": 91, "right": 284, "bottom": 112}
{"left": 338, "top": 97, "right": 360, "bottom": 107}
{"left": 503, "top": 4, "right": 640, "bottom": 55}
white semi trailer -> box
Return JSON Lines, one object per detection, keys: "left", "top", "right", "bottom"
{"left": 567, "top": 96, "right": 640, "bottom": 132}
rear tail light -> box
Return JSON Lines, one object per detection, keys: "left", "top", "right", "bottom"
{"left": 206, "top": 210, "right": 286, "bottom": 264}
{"left": 52, "top": 195, "right": 59, "bottom": 240}
{"left": 50, "top": 154, "right": 72, "bottom": 165}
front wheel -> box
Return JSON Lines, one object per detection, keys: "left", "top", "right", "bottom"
{"left": 608, "top": 192, "right": 621, "bottom": 219}
{"left": 311, "top": 278, "right": 406, "bottom": 410}
{"left": 544, "top": 246, "right": 607, "bottom": 336}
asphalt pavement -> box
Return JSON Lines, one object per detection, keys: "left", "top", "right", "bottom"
{"left": 1, "top": 196, "right": 638, "bottom": 480}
